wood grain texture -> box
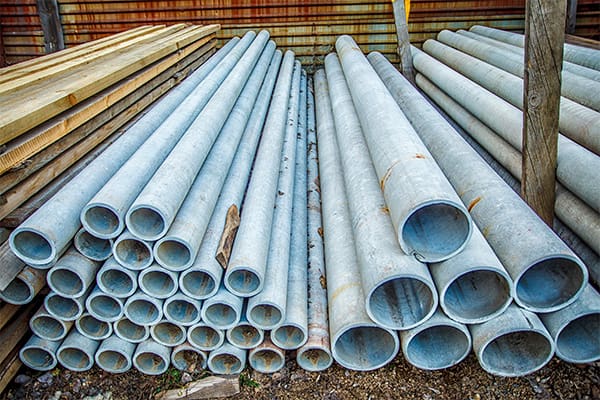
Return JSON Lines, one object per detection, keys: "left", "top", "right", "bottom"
{"left": 392, "top": 0, "right": 415, "bottom": 84}
{"left": 0, "top": 242, "right": 26, "bottom": 291}
{"left": 156, "top": 376, "right": 240, "bottom": 400}
{"left": 216, "top": 205, "right": 241, "bottom": 269}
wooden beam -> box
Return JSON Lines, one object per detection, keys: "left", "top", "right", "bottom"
{"left": 566, "top": 0, "right": 578, "bottom": 35}
{"left": 521, "top": 0, "right": 566, "bottom": 225}
{"left": 0, "top": 22, "right": 6, "bottom": 68}
{"left": 392, "top": 0, "right": 415, "bottom": 84}
{"left": 0, "top": 242, "right": 26, "bottom": 291}
{"left": 36, "top": 0, "right": 65, "bottom": 53}
{"left": 156, "top": 376, "right": 240, "bottom": 400}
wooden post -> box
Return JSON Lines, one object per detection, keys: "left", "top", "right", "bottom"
{"left": 566, "top": 0, "right": 578, "bottom": 34}
{"left": 392, "top": 0, "right": 415, "bottom": 84}
{"left": 521, "top": 0, "right": 566, "bottom": 225}
{"left": 36, "top": 0, "right": 65, "bottom": 53}
{"left": 0, "top": 22, "right": 6, "bottom": 67}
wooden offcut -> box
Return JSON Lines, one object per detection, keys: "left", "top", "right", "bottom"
{"left": 216, "top": 205, "right": 241, "bottom": 269}
{"left": 392, "top": 0, "right": 415, "bottom": 84}
{"left": 157, "top": 376, "right": 240, "bottom": 400}
{"left": 0, "top": 242, "right": 25, "bottom": 291}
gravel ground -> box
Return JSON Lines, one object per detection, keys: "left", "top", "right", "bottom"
{"left": 2, "top": 354, "right": 598, "bottom": 400}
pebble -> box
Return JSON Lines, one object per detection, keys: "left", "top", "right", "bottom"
{"left": 37, "top": 372, "right": 54, "bottom": 385}
{"left": 48, "top": 391, "right": 61, "bottom": 400}
{"left": 181, "top": 372, "right": 192, "bottom": 384}
{"left": 14, "top": 375, "right": 31, "bottom": 385}
{"left": 72, "top": 379, "right": 81, "bottom": 393}
{"left": 82, "top": 392, "right": 112, "bottom": 400}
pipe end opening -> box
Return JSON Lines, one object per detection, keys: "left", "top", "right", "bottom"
{"left": 128, "top": 207, "right": 166, "bottom": 241}
{"left": 297, "top": 348, "right": 333, "bottom": 371}
{"left": 135, "top": 352, "right": 168, "bottom": 375}
{"left": 180, "top": 270, "right": 216, "bottom": 299}
{"left": 49, "top": 269, "right": 83, "bottom": 297}
{"left": 140, "top": 270, "right": 176, "bottom": 299}
{"left": 556, "top": 313, "right": 600, "bottom": 363}
{"left": 272, "top": 325, "right": 306, "bottom": 349}
{"left": 249, "top": 349, "right": 284, "bottom": 373}
{"left": 333, "top": 326, "right": 398, "bottom": 371}
{"left": 58, "top": 348, "right": 93, "bottom": 371}
{"left": 89, "top": 295, "right": 122, "bottom": 321}
{"left": 115, "top": 319, "right": 148, "bottom": 343}
{"left": 249, "top": 305, "right": 283, "bottom": 329}
{"left": 210, "top": 353, "right": 243, "bottom": 374}
{"left": 0, "top": 278, "right": 32, "bottom": 304}
{"left": 226, "top": 269, "right": 261, "bottom": 297}
{"left": 11, "top": 229, "right": 54, "bottom": 265}
{"left": 125, "top": 300, "right": 160, "bottom": 325}
{"left": 46, "top": 295, "right": 80, "bottom": 320}
{"left": 20, "top": 347, "right": 57, "bottom": 371}
{"left": 155, "top": 240, "right": 192, "bottom": 270}
{"left": 152, "top": 322, "right": 185, "bottom": 346}
{"left": 228, "top": 325, "right": 262, "bottom": 348}
{"left": 96, "top": 350, "right": 130, "bottom": 373}
{"left": 114, "top": 238, "right": 152, "bottom": 270}
{"left": 82, "top": 205, "right": 121, "bottom": 239}
{"left": 189, "top": 326, "right": 222, "bottom": 350}
{"left": 31, "top": 316, "right": 66, "bottom": 341}
{"left": 173, "top": 349, "right": 206, "bottom": 372}
{"left": 205, "top": 304, "right": 237, "bottom": 328}
{"left": 99, "top": 269, "right": 135, "bottom": 298}
{"left": 78, "top": 315, "right": 111, "bottom": 339}
{"left": 74, "top": 230, "right": 112, "bottom": 261}
{"left": 166, "top": 300, "right": 199, "bottom": 325}
{"left": 405, "top": 325, "right": 470, "bottom": 370}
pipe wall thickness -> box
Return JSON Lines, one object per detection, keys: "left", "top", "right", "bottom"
{"left": 47, "top": 247, "right": 100, "bottom": 299}
{"left": 20, "top": 335, "right": 60, "bottom": 371}
{"left": 207, "top": 341, "right": 247, "bottom": 374}
{"left": 95, "top": 334, "right": 136, "bottom": 373}
{"left": 57, "top": 330, "right": 99, "bottom": 372}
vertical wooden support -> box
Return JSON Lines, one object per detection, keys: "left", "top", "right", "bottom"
{"left": 566, "top": 0, "right": 578, "bottom": 34}
{"left": 0, "top": 22, "right": 6, "bottom": 67}
{"left": 36, "top": 0, "right": 65, "bottom": 53}
{"left": 521, "top": 0, "right": 566, "bottom": 225}
{"left": 392, "top": 0, "right": 415, "bottom": 84}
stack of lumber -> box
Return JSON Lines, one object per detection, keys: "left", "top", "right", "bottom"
{"left": 0, "top": 23, "right": 219, "bottom": 392}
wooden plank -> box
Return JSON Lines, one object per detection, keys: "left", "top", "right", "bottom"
{"left": 156, "top": 376, "right": 240, "bottom": 400}
{"left": 566, "top": 0, "right": 578, "bottom": 34}
{"left": 0, "top": 297, "right": 38, "bottom": 366}
{"left": 0, "top": 351, "right": 22, "bottom": 395}
{"left": 521, "top": 0, "right": 565, "bottom": 225}
{"left": 0, "top": 303, "right": 20, "bottom": 331}
{"left": 0, "top": 34, "right": 216, "bottom": 174}
{"left": 36, "top": 0, "right": 64, "bottom": 53}
{"left": 0, "top": 40, "right": 215, "bottom": 196}
{"left": 565, "top": 34, "right": 600, "bottom": 50}
{"left": 0, "top": 22, "right": 6, "bottom": 68}
{"left": 392, "top": 0, "right": 415, "bottom": 84}
{"left": 216, "top": 204, "right": 240, "bottom": 269}
{"left": 0, "top": 24, "right": 220, "bottom": 146}
{"left": 0, "top": 242, "right": 26, "bottom": 291}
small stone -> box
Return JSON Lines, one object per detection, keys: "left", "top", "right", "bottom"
{"left": 37, "top": 372, "right": 54, "bottom": 385}
{"left": 14, "top": 375, "right": 31, "bottom": 385}
{"left": 48, "top": 391, "right": 61, "bottom": 400}
{"left": 72, "top": 379, "right": 81, "bottom": 393}
{"left": 181, "top": 373, "right": 192, "bottom": 384}
{"left": 272, "top": 373, "right": 282, "bottom": 381}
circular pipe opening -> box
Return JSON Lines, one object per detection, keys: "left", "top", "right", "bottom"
{"left": 249, "top": 304, "right": 282, "bottom": 329}
{"left": 180, "top": 271, "right": 216, "bottom": 299}
{"left": 82, "top": 205, "right": 121, "bottom": 239}
{"left": 556, "top": 313, "right": 600, "bottom": 363}
{"left": 31, "top": 316, "right": 66, "bottom": 341}
{"left": 227, "top": 269, "right": 260, "bottom": 296}
{"left": 11, "top": 229, "right": 54, "bottom": 265}
{"left": 1, "top": 278, "right": 32, "bottom": 304}
{"left": 205, "top": 304, "right": 237, "bottom": 328}
{"left": 77, "top": 315, "right": 111, "bottom": 339}
{"left": 155, "top": 240, "right": 192, "bottom": 270}
{"left": 49, "top": 269, "right": 83, "bottom": 297}
{"left": 114, "top": 238, "right": 152, "bottom": 270}
{"left": 46, "top": 295, "right": 80, "bottom": 320}
{"left": 405, "top": 325, "right": 470, "bottom": 370}
{"left": 210, "top": 353, "right": 243, "bottom": 374}
{"left": 74, "top": 230, "right": 112, "bottom": 261}
{"left": 172, "top": 349, "right": 206, "bottom": 372}
{"left": 250, "top": 349, "right": 284, "bottom": 373}
{"left": 58, "top": 348, "right": 92, "bottom": 371}
{"left": 115, "top": 319, "right": 148, "bottom": 343}
{"left": 297, "top": 347, "right": 333, "bottom": 371}
{"left": 96, "top": 350, "right": 130, "bottom": 373}
{"left": 128, "top": 207, "right": 166, "bottom": 241}
{"left": 89, "top": 295, "right": 122, "bottom": 321}
{"left": 152, "top": 322, "right": 185, "bottom": 346}
{"left": 333, "top": 326, "right": 398, "bottom": 371}
{"left": 135, "top": 352, "right": 168, "bottom": 375}
{"left": 99, "top": 269, "right": 135, "bottom": 298}
{"left": 272, "top": 325, "right": 306, "bottom": 349}
{"left": 140, "top": 270, "right": 176, "bottom": 298}
{"left": 20, "top": 347, "right": 57, "bottom": 371}
{"left": 125, "top": 299, "right": 160, "bottom": 325}
{"left": 165, "top": 300, "right": 199, "bottom": 325}
{"left": 227, "top": 325, "right": 262, "bottom": 349}
{"left": 189, "top": 326, "right": 222, "bottom": 350}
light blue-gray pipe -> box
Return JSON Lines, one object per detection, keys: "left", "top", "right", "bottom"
{"left": 30, "top": 305, "right": 73, "bottom": 341}
{"left": 201, "top": 285, "right": 243, "bottom": 330}
{"left": 96, "top": 257, "right": 138, "bottom": 298}
{"left": 113, "top": 317, "right": 150, "bottom": 344}
{"left": 95, "top": 334, "right": 136, "bottom": 373}
{"left": 163, "top": 291, "right": 202, "bottom": 327}
{"left": 123, "top": 290, "right": 163, "bottom": 326}
{"left": 85, "top": 285, "right": 124, "bottom": 323}
{"left": 45, "top": 289, "right": 89, "bottom": 321}
{"left": 133, "top": 339, "right": 171, "bottom": 375}
{"left": 20, "top": 335, "right": 60, "bottom": 371}
{"left": 150, "top": 320, "right": 187, "bottom": 347}
{"left": 75, "top": 313, "right": 112, "bottom": 341}
{"left": 226, "top": 304, "right": 264, "bottom": 350}
{"left": 47, "top": 247, "right": 101, "bottom": 299}
{"left": 73, "top": 228, "right": 113, "bottom": 261}
{"left": 187, "top": 322, "right": 225, "bottom": 352}
{"left": 56, "top": 329, "right": 99, "bottom": 372}
{"left": 248, "top": 337, "right": 285, "bottom": 374}
{"left": 207, "top": 341, "right": 246, "bottom": 374}
{"left": 138, "top": 263, "right": 178, "bottom": 299}
{"left": 171, "top": 342, "right": 207, "bottom": 372}
{"left": 112, "top": 229, "right": 154, "bottom": 271}
{"left": 0, "top": 266, "right": 46, "bottom": 305}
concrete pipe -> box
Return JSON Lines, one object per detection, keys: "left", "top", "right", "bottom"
{"left": 171, "top": 342, "right": 207, "bottom": 372}
{"left": 112, "top": 229, "right": 154, "bottom": 271}
{"left": 96, "top": 257, "right": 138, "bottom": 298}
{"left": 247, "top": 61, "right": 302, "bottom": 329}
{"left": 201, "top": 286, "right": 243, "bottom": 330}
{"left": 95, "top": 334, "right": 136, "bottom": 373}
{"left": 373, "top": 50, "right": 588, "bottom": 313}
{"left": 73, "top": 228, "right": 113, "bottom": 261}
{"left": 113, "top": 317, "right": 150, "bottom": 344}
{"left": 76, "top": 313, "right": 113, "bottom": 341}
{"left": 225, "top": 51, "right": 296, "bottom": 297}
{"left": 85, "top": 285, "right": 124, "bottom": 323}
{"left": 123, "top": 290, "right": 163, "bottom": 326}
{"left": 187, "top": 322, "right": 225, "bottom": 352}
{"left": 180, "top": 50, "right": 283, "bottom": 300}
{"left": 133, "top": 339, "right": 171, "bottom": 375}
{"left": 163, "top": 291, "right": 202, "bottom": 327}
{"left": 314, "top": 69, "right": 399, "bottom": 371}
{"left": 20, "top": 335, "right": 60, "bottom": 371}
{"left": 47, "top": 247, "right": 101, "bottom": 298}
{"left": 539, "top": 284, "right": 600, "bottom": 363}
{"left": 335, "top": 35, "right": 471, "bottom": 263}
{"left": 153, "top": 41, "right": 276, "bottom": 271}
{"left": 226, "top": 306, "right": 264, "bottom": 350}
{"left": 138, "top": 263, "right": 178, "bottom": 299}
{"left": 248, "top": 337, "right": 285, "bottom": 374}
{"left": 30, "top": 305, "right": 73, "bottom": 341}
{"left": 0, "top": 266, "right": 46, "bottom": 305}
{"left": 399, "top": 309, "right": 471, "bottom": 370}
{"left": 57, "top": 330, "right": 99, "bottom": 372}
{"left": 150, "top": 320, "right": 187, "bottom": 347}
{"left": 470, "top": 304, "right": 554, "bottom": 377}
{"left": 45, "top": 290, "right": 88, "bottom": 321}
{"left": 9, "top": 36, "right": 238, "bottom": 267}
{"left": 325, "top": 52, "right": 437, "bottom": 330}
{"left": 207, "top": 341, "right": 246, "bottom": 375}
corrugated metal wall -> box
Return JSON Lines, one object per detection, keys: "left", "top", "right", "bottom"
{"left": 1, "top": 0, "right": 599, "bottom": 66}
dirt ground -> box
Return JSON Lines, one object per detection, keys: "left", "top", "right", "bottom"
{"left": 2, "top": 352, "right": 599, "bottom": 400}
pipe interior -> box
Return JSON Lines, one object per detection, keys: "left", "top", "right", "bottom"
{"left": 1, "top": 278, "right": 31, "bottom": 303}
{"left": 165, "top": 300, "right": 199, "bottom": 324}
{"left": 156, "top": 240, "right": 191, "bottom": 270}
{"left": 58, "top": 348, "right": 92, "bottom": 370}
{"left": 126, "top": 300, "right": 159, "bottom": 325}
{"left": 273, "top": 325, "right": 306, "bottom": 348}
{"left": 172, "top": 349, "right": 206, "bottom": 372}
{"left": 47, "top": 296, "right": 80, "bottom": 319}
{"left": 128, "top": 207, "right": 166, "bottom": 240}
{"left": 334, "top": 326, "right": 397, "bottom": 370}
{"left": 228, "top": 325, "right": 262, "bottom": 348}
{"left": 141, "top": 270, "right": 176, "bottom": 297}
{"left": 49, "top": 269, "right": 83, "bottom": 297}
{"left": 227, "top": 269, "right": 260, "bottom": 295}
{"left": 31, "top": 316, "right": 65, "bottom": 340}
{"left": 211, "top": 353, "right": 242, "bottom": 374}
{"left": 181, "top": 271, "right": 216, "bottom": 298}
{"left": 11, "top": 230, "right": 53, "bottom": 263}
{"left": 369, "top": 278, "right": 435, "bottom": 328}
{"left": 405, "top": 325, "right": 470, "bottom": 369}
{"left": 97, "top": 350, "right": 129, "bottom": 372}
{"left": 516, "top": 257, "right": 585, "bottom": 310}
{"left": 75, "top": 231, "right": 112, "bottom": 260}
{"left": 556, "top": 314, "right": 600, "bottom": 362}
{"left": 205, "top": 303, "right": 237, "bottom": 327}
{"left": 135, "top": 352, "right": 167, "bottom": 374}
{"left": 116, "top": 319, "right": 147, "bottom": 342}
{"left": 79, "top": 315, "right": 110, "bottom": 338}
{"left": 114, "top": 239, "right": 152, "bottom": 270}
{"left": 481, "top": 330, "right": 552, "bottom": 376}
{"left": 251, "top": 349, "right": 284, "bottom": 373}
{"left": 21, "top": 348, "right": 56, "bottom": 369}
{"left": 83, "top": 206, "right": 120, "bottom": 237}
{"left": 249, "top": 305, "right": 282, "bottom": 328}
{"left": 89, "top": 295, "right": 121, "bottom": 319}
{"left": 444, "top": 270, "right": 511, "bottom": 322}
{"left": 402, "top": 203, "right": 470, "bottom": 261}
{"left": 297, "top": 348, "right": 333, "bottom": 371}
{"left": 100, "top": 269, "right": 134, "bottom": 297}
{"left": 153, "top": 322, "right": 185, "bottom": 345}
{"left": 189, "top": 326, "right": 221, "bottom": 348}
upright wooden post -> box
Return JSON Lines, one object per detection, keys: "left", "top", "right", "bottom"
{"left": 0, "top": 22, "right": 6, "bottom": 67}
{"left": 36, "top": 0, "right": 65, "bottom": 53}
{"left": 521, "top": 0, "right": 566, "bottom": 225}
{"left": 392, "top": 0, "right": 415, "bottom": 84}
{"left": 566, "top": 0, "right": 578, "bottom": 34}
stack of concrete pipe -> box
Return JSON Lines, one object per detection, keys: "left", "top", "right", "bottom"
{"left": 3, "top": 29, "right": 599, "bottom": 379}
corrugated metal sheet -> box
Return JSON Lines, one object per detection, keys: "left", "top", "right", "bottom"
{"left": 1, "top": 0, "right": 598, "bottom": 67}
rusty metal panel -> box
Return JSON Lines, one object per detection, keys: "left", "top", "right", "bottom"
{"left": 0, "top": 0, "right": 45, "bottom": 64}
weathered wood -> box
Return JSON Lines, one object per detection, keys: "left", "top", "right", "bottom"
{"left": 0, "top": 298, "right": 38, "bottom": 365}
{"left": 0, "top": 228, "right": 9, "bottom": 244}
{"left": 36, "top": 0, "right": 65, "bottom": 53}
{"left": 521, "top": 0, "right": 566, "bottom": 225}
{"left": 0, "top": 350, "right": 22, "bottom": 395}
{"left": 565, "top": 34, "right": 600, "bottom": 50}
{"left": 566, "top": 0, "right": 578, "bottom": 34}
{"left": 392, "top": 0, "right": 415, "bottom": 84}
{"left": 157, "top": 376, "right": 240, "bottom": 400}
{"left": 0, "top": 303, "right": 20, "bottom": 331}
{"left": 0, "top": 34, "right": 216, "bottom": 173}
{"left": 0, "top": 22, "right": 6, "bottom": 68}
{"left": 0, "top": 242, "right": 26, "bottom": 291}
{"left": 216, "top": 205, "right": 241, "bottom": 269}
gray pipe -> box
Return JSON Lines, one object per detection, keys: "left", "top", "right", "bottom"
{"left": 150, "top": 320, "right": 187, "bottom": 347}
{"left": 296, "top": 79, "right": 333, "bottom": 372}
{"left": 95, "top": 334, "right": 136, "bottom": 373}
{"left": 470, "top": 304, "right": 554, "bottom": 377}
{"left": 76, "top": 313, "right": 113, "bottom": 341}
{"left": 314, "top": 69, "right": 399, "bottom": 371}
{"left": 171, "top": 342, "right": 207, "bottom": 372}
{"left": 73, "top": 228, "right": 113, "bottom": 261}
{"left": 225, "top": 51, "right": 296, "bottom": 296}
{"left": 187, "top": 322, "right": 225, "bottom": 351}
{"left": 112, "top": 229, "right": 154, "bottom": 271}
{"left": 123, "top": 290, "right": 163, "bottom": 326}
{"left": 248, "top": 337, "right": 285, "bottom": 374}
{"left": 126, "top": 31, "right": 270, "bottom": 241}
{"left": 437, "top": 30, "right": 600, "bottom": 111}
{"left": 539, "top": 284, "right": 600, "bottom": 363}
{"left": 335, "top": 35, "right": 471, "bottom": 263}
{"left": 47, "top": 247, "right": 101, "bottom": 298}
{"left": 0, "top": 266, "right": 46, "bottom": 304}
{"left": 20, "top": 335, "right": 60, "bottom": 371}
{"left": 207, "top": 341, "right": 247, "bottom": 374}
{"left": 9, "top": 37, "right": 238, "bottom": 267}
{"left": 399, "top": 309, "right": 471, "bottom": 370}
{"left": 325, "top": 52, "right": 437, "bottom": 329}
{"left": 45, "top": 290, "right": 88, "bottom": 321}
{"left": 133, "top": 339, "right": 171, "bottom": 375}
{"left": 201, "top": 285, "right": 243, "bottom": 330}
{"left": 85, "top": 285, "right": 124, "bottom": 323}
{"left": 30, "top": 305, "right": 73, "bottom": 341}
{"left": 113, "top": 317, "right": 150, "bottom": 344}
{"left": 57, "top": 330, "right": 99, "bottom": 372}
{"left": 97, "top": 257, "right": 138, "bottom": 298}
{"left": 163, "top": 291, "right": 202, "bottom": 327}
{"left": 247, "top": 60, "right": 302, "bottom": 329}
{"left": 180, "top": 49, "right": 283, "bottom": 300}
{"left": 226, "top": 306, "right": 264, "bottom": 349}
{"left": 372, "top": 50, "right": 588, "bottom": 313}
{"left": 153, "top": 41, "right": 276, "bottom": 271}
{"left": 138, "top": 263, "right": 178, "bottom": 299}
{"left": 79, "top": 36, "right": 246, "bottom": 240}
